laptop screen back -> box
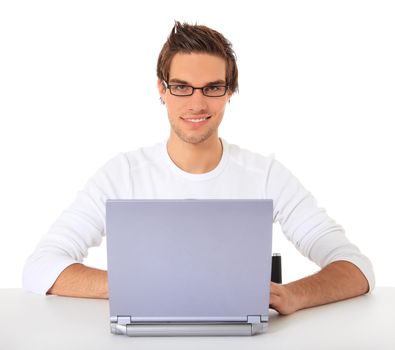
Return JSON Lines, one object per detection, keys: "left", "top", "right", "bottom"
{"left": 106, "top": 199, "right": 273, "bottom": 321}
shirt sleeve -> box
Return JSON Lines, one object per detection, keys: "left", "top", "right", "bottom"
{"left": 22, "top": 153, "right": 131, "bottom": 295}
{"left": 265, "top": 158, "right": 375, "bottom": 291}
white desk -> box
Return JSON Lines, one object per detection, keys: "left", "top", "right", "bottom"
{"left": 1, "top": 287, "right": 394, "bottom": 350}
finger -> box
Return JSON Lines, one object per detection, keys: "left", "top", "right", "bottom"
{"left": 269, "top": 292, "right": 281, "bottom": 306}
{"left": 269, "top": 294, "right": 281, "bottom": 312}
{"left": 270, "top": 282, "right": 283, "bottom": 297}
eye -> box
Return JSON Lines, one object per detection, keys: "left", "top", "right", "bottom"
{"left": 174, "top": 85, "right": 189, "bottom": 91}
{"left": 205, "top": 86, "right": 220, "bottom": 92}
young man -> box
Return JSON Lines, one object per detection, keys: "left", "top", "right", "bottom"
{"left": 23, "top": 21, "right": 374, "bottom": 315}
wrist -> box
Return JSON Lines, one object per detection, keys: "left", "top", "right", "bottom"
{"left": 283, "top": 281, "right": 310, "bottom": 312}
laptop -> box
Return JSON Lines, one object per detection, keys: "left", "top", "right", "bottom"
{"left": 106, "top": 199, "right": 273, "bottom": 336}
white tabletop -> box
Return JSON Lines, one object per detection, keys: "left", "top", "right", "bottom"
{"left": 1, "top": 287, "right": 394, "bottom": 350}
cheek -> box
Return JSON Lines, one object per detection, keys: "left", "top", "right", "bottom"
{"left": 166, "top": 100, "right": 192, "bottom": 117}
{"left": 212, "top": 101, "right": 228, "bottom": 115}
{"left": 165, "top": 102, "right": 183, "bottom": 120}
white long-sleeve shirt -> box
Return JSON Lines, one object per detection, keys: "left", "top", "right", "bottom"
{"left": 23, "top": 139, "right": 375, "bottom": 295}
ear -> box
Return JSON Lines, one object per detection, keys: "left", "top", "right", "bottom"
{"left": 226, "top": 90, "right": 233, "bottom": 103}
{"left": 157, "top": 79, "right": 166, "bottom": 98}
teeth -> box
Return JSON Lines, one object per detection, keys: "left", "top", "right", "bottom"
{"left": 187, "top": 118, "right": 208, "bottom": 123}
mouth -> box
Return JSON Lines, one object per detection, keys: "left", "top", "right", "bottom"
{"left": 181, "top": 115, "right": 211, "bottom": 124}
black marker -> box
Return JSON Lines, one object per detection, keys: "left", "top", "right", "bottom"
{"left": 271, "top": 253, "right": 282, "bottom": 284}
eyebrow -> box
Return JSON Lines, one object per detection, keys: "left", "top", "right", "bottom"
{"left": 168, "top": 78, "right": 227, "bottom": 86}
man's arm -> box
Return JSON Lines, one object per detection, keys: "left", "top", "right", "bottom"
{"left": 47, "top": 263, "right": 108, "bottom": 299}
{"left": 270, "top": 260, "right": 369, "bottom": 315}
{"left": 48, "top": 260, "right": 368, "bottom": 310}
{"left": 23, "top": 153, "right": 131, "bottom": 296}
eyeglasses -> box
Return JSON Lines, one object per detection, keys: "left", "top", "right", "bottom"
{"left": 163, "top": 81, "right": 229, "bottom": 97}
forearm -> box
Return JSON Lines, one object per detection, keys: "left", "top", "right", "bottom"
{"left": 270, "top": 260, "right": 369, "bottom": 315}
{"left": 47, "top": 263, "right": 108, "bottom": 299}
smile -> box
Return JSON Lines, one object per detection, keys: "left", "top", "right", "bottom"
{"left": 188, "top": 117, "right": 209, "bottom": 123}
{"left": 181, "top": 116, "right": 211, "bottom": 123}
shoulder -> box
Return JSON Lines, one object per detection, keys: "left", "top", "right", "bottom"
{"left": 102, "top": 141, "right": 164, "bottom": 172}
{"left": 225, "top": 140, "right": 297, "bottom": 183}
{"left": 225, "top": 140, "right": 275, "bottom": 172}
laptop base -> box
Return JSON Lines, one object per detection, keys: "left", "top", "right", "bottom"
{"left": 111, "top": 322, "right": 267, "bottom": 336}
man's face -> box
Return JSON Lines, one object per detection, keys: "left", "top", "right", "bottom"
{"left": 158, "top": 53, "right": 232, "bottom": 145}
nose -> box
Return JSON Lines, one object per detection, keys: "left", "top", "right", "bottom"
{"left": 187, "top": 89, "right": 209, "bottom": 111}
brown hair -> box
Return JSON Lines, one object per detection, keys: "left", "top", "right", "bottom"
{"left": 157, "top": 21, "right": 239, "bottom": 93}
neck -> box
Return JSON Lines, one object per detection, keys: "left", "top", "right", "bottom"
{"left": 166, "top": 135, "right": 223, "bottom": 174}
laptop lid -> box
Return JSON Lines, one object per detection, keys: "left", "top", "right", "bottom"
{"left": 106, "top": 199, "right": 273, "bottom": 336}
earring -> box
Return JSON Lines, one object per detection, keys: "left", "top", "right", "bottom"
{"left": 159, "top": 97, "right": 165, "bottom": 105}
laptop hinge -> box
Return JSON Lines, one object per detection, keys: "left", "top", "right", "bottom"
{"left": 110, "top": 315, "right": 132, "bottom": 335}
{"left": 247, "top": 315, "right": 261, "bottom": 324}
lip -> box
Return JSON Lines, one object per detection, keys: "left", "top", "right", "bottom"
{"left": 180, "top": 116, "right": 211, "bottom": 127}
{"left": 181, "top": 114, "right": 211, "bottom": 120}
{"left": 180, "top": 114, "right": 211, "bottom": 126}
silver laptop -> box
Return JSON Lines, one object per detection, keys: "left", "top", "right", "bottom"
{"left": 106, "top": 199, "right": 273, "bottom": 336}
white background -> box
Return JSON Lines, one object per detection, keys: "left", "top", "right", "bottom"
{"left": 1, "top": 0, "right": 394, "bottom": 288}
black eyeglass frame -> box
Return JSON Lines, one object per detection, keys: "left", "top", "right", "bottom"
{"left": 163, "top": 81, "right": 229, "bottom": 97}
